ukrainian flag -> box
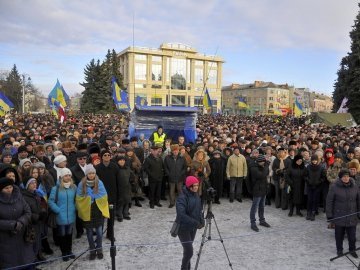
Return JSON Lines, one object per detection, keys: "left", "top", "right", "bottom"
{"left": 238, "top": 97, "right": 249, "bottom": 109}
{"left": 0, "top": 92, "right": 14, "bottom": 116}
{"left": 112, "top": 76, "right": 130, "bottom": 111}
{"left": 273, "top": 108, "right": 283, "bottom": 116}
{"left": 203, "top": 88, "right": 212, "bottom": 110}
{"left": 294, "top": 98, "right": 303, "bottom": 117}
{"left": 48, "top": 79, "right": 69, "bottom": 109}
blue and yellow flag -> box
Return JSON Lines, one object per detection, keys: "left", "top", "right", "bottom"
{"left": 112, "top": 77, "right": 130, "bottom": 111}
{"left": 273, "top": 108, "right": 283, "bottom": 116}
{"left": 135, "top": 96, "right": 148, "bottom": 106}
{"left": 294, "top": 98, "right": 303, "bottom": 117}
{"left": 238, "top": 97, "right": 249, "bottom": 109}
{"left": 48, "top": 79, "right": 69, "bottom": 110}
{"left": 203, "top": 88, "right": 212, "bottom": 110}
{"left": 0, "top": 92, "right": 14, "bottom": 116}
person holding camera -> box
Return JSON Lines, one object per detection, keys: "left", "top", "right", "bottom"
{"left": 326, "top": 169, "right": 360, "bottom": 257}
{"left": 176, "top": 176, "right": 205, "bottom": 270}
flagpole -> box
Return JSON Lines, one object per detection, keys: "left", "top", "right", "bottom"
{"left": 199, "top": 46, "right": 219, "bottom": 113}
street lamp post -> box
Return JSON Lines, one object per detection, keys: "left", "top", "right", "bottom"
{"left": 22, "top": 74, "right": 25, "bottom": 114}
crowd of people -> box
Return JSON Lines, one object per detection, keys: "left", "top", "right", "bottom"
{"left": 0, "top": 112, "right": 359, "bottom": 269}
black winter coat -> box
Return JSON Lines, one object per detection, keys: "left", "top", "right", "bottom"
{"left": 143, "top": 154, "right": 164, "bottom": 183}
{"left": 0, "top": 185, "right": 35, "bottom": 269}
{"left": 117, "top": 165, "right": 132, "bottom": 205}
{"left": 249, "top": 163, "right": 269, "bottom": 197}
{"left": 305, "top": 164, "right": 326, "bottom": 187}
{"left": 208, "top": 156, "right": 226, "bottom": 196}
{"left": 285, "top": 165, "right": 306, "bottom": 205}
{"left": 326, "top": 178, "right": 360, "bottom": 227}
{"left": 272, "top": 157, "right": 291, "bottom": 182}
{"left": 176, "top": 187, "right": 204, "bottom": 232}
{"left": 95, "top": 162, "right": 119, "bottom": 203}
{"left": 164, "top": 154, "right": 187, "bottom": 184}
{"left": 70, "top": 163, "right": 86, "bottom": 185}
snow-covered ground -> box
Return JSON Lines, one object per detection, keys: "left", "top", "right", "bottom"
{"left": 38, "top": 198, "right": 359, "bottom": 270}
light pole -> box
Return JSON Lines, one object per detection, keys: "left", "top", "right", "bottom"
{"left": 22, "top": 74, "right": 25, "bottom": 114}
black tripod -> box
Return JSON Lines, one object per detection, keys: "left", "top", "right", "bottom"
{"left": 330, "top": 247, "right": 360, "bottom": 269}
{"left": 194, "top": 199, "right": 233, "bottom": 270}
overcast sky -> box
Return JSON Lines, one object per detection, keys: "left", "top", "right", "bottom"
{"left": 0, "top": 0, "right": 358, "bottom": 97}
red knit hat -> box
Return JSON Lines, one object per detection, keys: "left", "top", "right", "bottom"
{"left": 185, "top": 176, "right": 199, "bottom": 188}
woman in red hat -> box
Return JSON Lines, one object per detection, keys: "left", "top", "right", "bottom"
{"left": 176, "top": 176, "right": 204, "bottom": 270}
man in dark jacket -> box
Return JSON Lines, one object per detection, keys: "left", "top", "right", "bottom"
{"left": 95, "top": 149, "right": 119, "bottom": 240}
{"left": 305, "top": 155, "right": 326, "bottom": 221}
{"left": 164, "top": 144, "right": 187, "bottom": 208}
{"left": 70, "top": 151, "right": 87, "bottom": 238}
{"left": 143, "top": 145, "right": 164, "bottom": 208}
{"left": 249, "top": 155, "right": 271, "bottom": 232}
{"left": 208, "top": 150, "right": 227, "bottom": 203}
{"left": 326, "top": 169, "right": 360, "bottom": 258}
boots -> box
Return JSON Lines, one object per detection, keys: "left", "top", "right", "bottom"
{"left": 41, "top": 238, "right": 54, "bottom": 255}
{"left": 37, "top": 252, "right": 46, "bottom": 262}
{"left": 306, "top": 212, "right": 311, "bottom": 220}
{"left": 59, "top": 236, "right": 69, "bottom": 261}
{"left": 310, "top": 212, "right": 315, "bottom": 221}
{"left": 288, "top": 207, "right": 294, "bottom": 217}
{"left": 134, "top": 198, "right": 142, "bottom": 207}
{"left": 66, "top": 234, "right": 75, "bottom": 259}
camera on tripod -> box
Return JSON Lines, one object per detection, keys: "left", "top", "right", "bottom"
{"left": 206, "top": 187, "right": 217, "bottom": 200}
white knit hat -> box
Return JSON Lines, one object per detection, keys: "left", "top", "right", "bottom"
{"left": 53, "top": 155, "right": 67, "bottom": 165}
{"left": 84, "top": 164, "right": 96, "bottom": 175}
{"left": 59, "top": 168, "right": 72, "bottom": 178}
{"left": 19, "top": 158, "right": 31, "bottom": 168}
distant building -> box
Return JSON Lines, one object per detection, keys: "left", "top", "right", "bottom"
{"left": 222, "top": 81, "right": 292, "bottom": 115}
{"left": 222, "top": 82, "right": 333, "bottom": 115}
{"left": 118, "top": 43, "right": 224, "bottom": 111}
{"left": 70, "top": 94, "right": 81, "bottom": 111}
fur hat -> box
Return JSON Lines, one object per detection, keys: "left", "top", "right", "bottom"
{"left": 88, "top": 143, "right": 101, "bottom": 155}
{"left": 170, "top": 144, "right": 179, "bottom": 151}
{"left": 53, "top": 155, "right": 67, "bottom": 165}
{"left": 34, "top": 145, "right": 45, "bottom": 153}
{"left": 33, "top": 162, "right": 45, "bottom": 169}
{"left": 348, "top": 160, "right": 360, "bottom": 170}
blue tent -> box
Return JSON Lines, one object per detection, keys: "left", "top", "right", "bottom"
{"left": 129, "top": 106, "right": 198, "bottom": 143}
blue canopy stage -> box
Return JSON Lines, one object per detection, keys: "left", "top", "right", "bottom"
{"left": 129, "top": 106, "right": 198, "bottom": 143}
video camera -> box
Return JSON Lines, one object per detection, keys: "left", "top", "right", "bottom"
{"left": 206, "top": 187, "right": 217, "bottom": 200}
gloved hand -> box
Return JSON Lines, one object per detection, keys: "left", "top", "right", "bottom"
{"left": 14, "top": 221, "right": 23, "bottom": 232}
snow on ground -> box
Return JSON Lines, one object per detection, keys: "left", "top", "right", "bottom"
{"left": 39, "top": 198, "right": 359, "bottom": 270}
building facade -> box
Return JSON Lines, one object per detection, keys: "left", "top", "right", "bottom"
{"left": 222, "top": 81, "right": 292, "bottom": 115}
{"left": 222, "top": 82, "right": 333, "bottom": 115}
{"left": 118, "top": 43, "right": 223, "bottom": 111}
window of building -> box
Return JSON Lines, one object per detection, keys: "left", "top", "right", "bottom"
{"left": 135, "top": 63, "right": 146, "bottom": 80}
{"left": 269, "top": 103, "right": 274, "bottom": 109}
{"left": 151, "top": 64, "right": 162, "bottom": 81}
{"left": 151, "top": 97, "right": 162, "bottom": 106}
{"left": 152, "top": 56, "right": 162, "bottom": 62}
{"left": 195, "top": 60, "right": 203, "bottom": 66}
{"left": 171, "top": 58, "right": 187, "bottom": 90}
{"left": 208, "top": 62, "right": 217, "bottom": 69}
{"left": 135, "top": 54, "right": 146, "bottom": 61}
{"left": 166, "top": 58, "right": 170, "bottom": 82}
{"left": 187, "top": 59, "right": 191, "bottom": 83}
{"left": 171, "top": 95, "right": 186, "bottom": 106}
{"left": 194, "top": 96, "right": 202, "bottom": 107}
{"left": 207, "top": 69, "right": 217, "bottom": 85}
{"left": 269, "top": 96, "right": 274, "bottom": 101}
{"left": 135, "top": 84, "right": 146, "bottom": 88}
{"left": 151, "top": 84, "right": 161, "bottom": 89}
{"left": 195, "top": 68, "right": 203, "bottom": 84}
